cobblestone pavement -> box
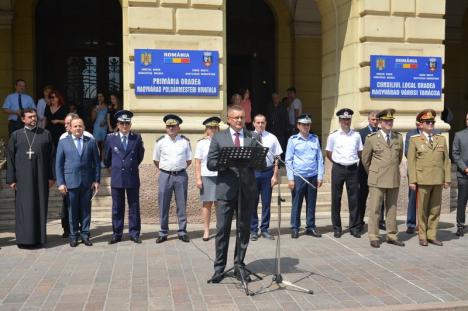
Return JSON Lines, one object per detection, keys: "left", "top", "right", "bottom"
{"left": 1, "top": 213, "right": 468, "bottom": 311}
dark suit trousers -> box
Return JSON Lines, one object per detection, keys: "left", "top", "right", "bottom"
{"left": 61, "top": 194, "right": 70, "bottom": 233}
{"left": 214, "top": 197, "right": 252, "bottom": 273}
{"left": 67, "top": 185, "right": 92, "bottom": 241}
{"left": 111, "top": 187, "right": 141, "bottom": 239}
{"left": 457, "top": 177, "right": 468, "bottom": 228}
{"left": 331, "top": 163, "right": 360, "bottom": 233}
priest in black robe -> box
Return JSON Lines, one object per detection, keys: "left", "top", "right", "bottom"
{"left": 6, "top": 108, "right": 54, "bottom": 247}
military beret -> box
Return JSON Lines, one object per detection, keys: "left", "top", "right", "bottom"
{"left": 336, "top": 108, "right": 354, "bottom": 119}
{"left": 203, "top": 116, "right": 221, "bottom": 127}
{"left": 163, "top": 114, "right": 183, "bottom": 126}
{"left": 377, "top": 108, "right": 396, "bottom": 120}
{"left": 115, "top": 110, "right": 133, "bottom": 122}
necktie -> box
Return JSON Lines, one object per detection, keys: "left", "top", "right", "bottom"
{"left": 258, "top": 132, "right": 263, "bottom": 143}
{"left": 122, "top": 135, "right": 128, "bottom": 150}
{"left": 234, "top": 132, "right": 240, "bottom": 147}
{"left": 18, "top": 94, "right": 23, "bottom": 110}
{"left": 76, "top": 137, "right": 82, "bottom": 155}
{"left": 428, "top": 134, "right": 433, "bottom": 145}
{"left": 372, "top": 127, "right": 378, "bottom": 133}
{"left": 386, "top": 134, "right": 390, "bottom": 146}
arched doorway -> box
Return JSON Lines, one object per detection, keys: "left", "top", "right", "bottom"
{"left": 227, "top": 0, "right": 276, "bottom": 116}
{"left": 35, "top": 0, "right": 122, "bottom": 127}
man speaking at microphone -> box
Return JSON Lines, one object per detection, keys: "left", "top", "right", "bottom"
{"left": 207, "top": 105, "right": 261, "bottom": 283}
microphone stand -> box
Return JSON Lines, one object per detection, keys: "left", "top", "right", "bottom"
{"left": 253, "top": 136, "right": 314, "bottom": 294}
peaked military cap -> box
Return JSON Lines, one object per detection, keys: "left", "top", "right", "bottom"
{"left": 115, "top": 110, "right": 133, "bottom": 122}
{"left": 163, "top": 114, "right": 183, "bottom": 126}
{"left": 297, "top": 114, "right": 312, "bottom": 124}
{"left": 203, "top": 116, "right": 221, "bottom": 127}
{"left": 377, "top": 108, "right": 396, "bottom": 120}
{"left": 336, "top": 108, "right": 354, "bottom": 119}
{"left": 416, "top": 109, "right": 436, "bottom": 122}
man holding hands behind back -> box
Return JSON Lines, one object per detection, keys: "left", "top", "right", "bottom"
{"left": 207, "top": 105, "right": 261, "bottom": 283}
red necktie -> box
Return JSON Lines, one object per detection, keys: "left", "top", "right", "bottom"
{"left": 234, "top": 132, "right": 240, "bottom": 147}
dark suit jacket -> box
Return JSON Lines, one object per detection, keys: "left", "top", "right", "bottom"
{"left": 359, "top": 125, "right": 376, "bottom": 145}
{"left": 453, "top": 128, "right": 468, "bottom": 178}
{"left": 55, "top": 135, "right": 100, "bottom": 189}
{"left": 104, "top": 132, "right": 145, "bottom": 188}
{"left": 207, "top": 128, "right": 260, "bottom": 201}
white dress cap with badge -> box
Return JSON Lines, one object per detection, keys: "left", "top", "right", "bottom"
{"left": 336, "top": 108, "right": 354, "bottom": 119}
{"left": 115, "top": 110, "right": 133, "bottom": 122}
{"left": 297, "top": 114, "right": 312, "bottom": 124}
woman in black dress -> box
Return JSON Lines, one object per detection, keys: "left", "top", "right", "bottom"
{"left": 44, "top": 90, "right": 69, "bottom": 153}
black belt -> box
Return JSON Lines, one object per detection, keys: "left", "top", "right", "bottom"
{"left": 257, "top": 166, "right": 274, "bottom": 172}
{"left": 160, "top": 169, "right": 185, "bottom": 176}
{"left": 333, "top": 162, "right": 358, "bottom": 169}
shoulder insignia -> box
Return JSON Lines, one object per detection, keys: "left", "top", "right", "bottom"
{"left": 394, "top": 131, "right": 401, "bottom": 136}
{"left": 156, "top": 135, "right": 165, "bottom": 142}
{"left": 197, "top": 137, "right": 205, "bottom": 142}
{"left": 410, "top": 134, "right": 420, "bottom": 138}
{"left": 180, "top": 134, "right": 190, "bottom": 141}
{"left": 434, "top": 133, "right": 442, "bottom": 136}
{"left": 330, "top": 130, "right": 337, "bottom": 134}
{"left": 367, "top": 132, "right": 377, "bottom": 137}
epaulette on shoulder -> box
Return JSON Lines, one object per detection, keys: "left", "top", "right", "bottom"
{"left": 156, "top": 135, "right": 165, "bottom": 142}
{"left": 330, "top": 130, "right": 338, "bottom": 134}
{"left": 180, "top": 134, "right": 190, "bottom": 141}
{"left": 394, "top": 131, "right": 402, "bottom": 136}
{"left": 290, "top": 134, "right": 299, "bottom": 139}
{"left": 367, "top": 132, "right": 377, "bottom": 137}
{"left": 197, "top": 137, "right": 205, "bottom": 142}
{"left": 434, "top": 133, "right": 442, "bottom": 136}
{"left": 410, "top": 133, "right": 420, "bottom": 138}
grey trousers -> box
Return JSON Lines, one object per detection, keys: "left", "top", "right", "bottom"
{"left": 158, "top": 170, "right": 188, "bottom": 236}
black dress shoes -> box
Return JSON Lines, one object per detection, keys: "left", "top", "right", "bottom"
{"left": 406, "top": 227, "right": 415, "bottom": 234}
{"left": 70, "top": 240, "right": 78, "bottom": 247}
{"left": 291, "top": 230, "right": 299, "bottom": 239}
{"left": 334, "top": 230, "right": 342, "bottom": 238}
{"left": 370, "top": 240, "right": 380, "bottom": 248}
{"left": 250, "top": 232, "right": 258, "bottom": 241}
{"left": 387, "top": 239, "right": 405, "bottom": 247}
{"left": 82, "top": 239, "right": 93, "bottom": 246}
{"left": 178, "top": 235, "right": 190, "bottom": 243}
{"left": 108, "top": 237, "right": 121, "bottom": 244}
{"left": 379, "top": 222, "right": 386, "bottom": 230}
{"left": 456, "top": 227, "right": 464, "bottom": 237}
{"left": 156, "top": 236, "right": 167, "bottom": 244}
{"left": 306, "top": 228, "right": 322, "bottom": 238}
{"left": 62, "top": 232, "right": 69, "bottom": 238}
{"left": 350, "top": 231, "right": 361, "bottom": 238}
{"left": 130, "top": 236, "right": 142, "bottom": 244}
{"left": 209, "top": 272, "right": 224, "bottom": 283}
{"left": 234, "top": 268, "right": 252, "bottom": 283}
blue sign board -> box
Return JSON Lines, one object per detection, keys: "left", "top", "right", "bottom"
{"left": 134, "top": 49, "right": 219, "bottom": 96}
{"left": 370, "top": 55, "right": 442, "bottom": 99}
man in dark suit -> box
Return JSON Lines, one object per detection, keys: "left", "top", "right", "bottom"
{"left": 104, "top": 110, "right": 145, "bottom": 244}
{"left": 452, "top": 112, "right": 468, "bottom": 237}
{"left": 207, "top": 105, "right": 261, "bottom": 283}
{"left": 56, "top": 118, "right": 100, "bottom": 247}
{"left": 358, "top": 111, "right": 385, "bottom": 231}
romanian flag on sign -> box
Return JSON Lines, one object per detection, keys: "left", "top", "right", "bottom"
{"left": 164, "top": 57, "right": 190, "bottom": 64}
{"left": 397, "top": 63, "right": 418, "bottom": 69}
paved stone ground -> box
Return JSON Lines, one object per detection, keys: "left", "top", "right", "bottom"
{"left": 1, "top": 213, "right": 468, "bottom": 311}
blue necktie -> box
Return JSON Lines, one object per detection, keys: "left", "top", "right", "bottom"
{"left": 76, "top": 137, "right": 82, "bottom": 155}
{"left": 122, "top": 135, "right": 128, "bottom": 151}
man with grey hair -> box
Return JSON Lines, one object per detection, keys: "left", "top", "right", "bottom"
{"left": 358, "top": 110, "right": 385, "bottom": 232}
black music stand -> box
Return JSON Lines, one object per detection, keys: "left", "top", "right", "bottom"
{"left": 215, "top": 146, "right": 268, "bottom": 295}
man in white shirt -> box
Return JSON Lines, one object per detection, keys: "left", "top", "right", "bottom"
{"left": 153, "top": 114, "right": 192, "bottom": 243}
{"left": 250, "top": 114, "right": 282, "bottom": 241}
{"left": 326, "top": 108, "right": 363, "bottom": 238}
{"left": 287, "top": 87, "right": 302, "bottom": 133}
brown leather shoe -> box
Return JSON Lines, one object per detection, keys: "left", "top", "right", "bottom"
{"left": 370, "top": 240, "right": 380, "bottom": 248}
{"left": 419, "top": 239, "right": 428, "bottom": 246}
{"left": 427, "top": 239, "right": 443, "bottom": 246}
{"left": 387, "top": 239, "right": 405, "bottom": 247}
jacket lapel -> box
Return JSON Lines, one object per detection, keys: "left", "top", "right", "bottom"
{"left": 123, "top": 133, "right": 135, "bottom": 157}
{"left": 67, "top": 135, "right": 80, "bottom": 157}
{"left": 81, "top": 136, "right": 90, "bottom": 158}
{"left": 225, "top": 129, "right": 234, "bottom": 147}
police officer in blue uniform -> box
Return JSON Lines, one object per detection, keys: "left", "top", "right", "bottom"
{"left": 285, "top": 114, "right": 324, "bottom": 239}
{"left": 104, "top": 110, "right": 145, "bottom": 244}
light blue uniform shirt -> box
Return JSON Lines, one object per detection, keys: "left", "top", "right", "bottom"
{"left": 285, "top": 133, "right": 324, "bottom": 181}
{"left": 2, "top": 92, "right": 35, "bottom": 121}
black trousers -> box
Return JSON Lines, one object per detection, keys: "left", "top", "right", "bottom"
{"left": 358, "top": 165, "right": 385, "bottom": 228}
{"left": 331, "top": 163, "right": 360, "bottom": 233}
{"left": 61, "top": 194, "right": 70, "bottom": 233}
{"left": 457, "top": 177, "right": 468, "bottom": 228}
{"left": 214, "top": 196, "right": 252, "bottom": 273}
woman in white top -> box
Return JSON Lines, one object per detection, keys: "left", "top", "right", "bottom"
{"left": 194, "top": 116, "right": 220, "bottom": 241}
{"left": 36, "top": 85, "right": 53, "bottom": 128}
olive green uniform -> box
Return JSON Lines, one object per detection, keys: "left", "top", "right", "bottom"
{"left": 407, "top": 133, "right": 451, "bottom": 240}
{"left": 361, "top": 131, "right": 403, "bottom": 242}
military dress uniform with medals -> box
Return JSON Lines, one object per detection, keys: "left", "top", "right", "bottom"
{"left": 104, "top": 110, "right": 145, "bottom": 244}
{"left": 407, "top": 109, "right": 451, "bottom": 246}
{"left": 361, "top": 109, "right": 404, "bottom": 248}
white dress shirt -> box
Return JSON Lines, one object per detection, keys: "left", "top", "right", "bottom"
{"left": 153, "top": 134, "right": 192, "bottom": 171}
{"left": 255, "top": 130, "right": 283, "bottom": 167}
{"left": 326, "top": 128, "right": 363, "bottom": 165}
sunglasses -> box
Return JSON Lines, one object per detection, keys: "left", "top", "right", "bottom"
{"left": 423, "top": 121, "right": 435, "bottom": 125}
